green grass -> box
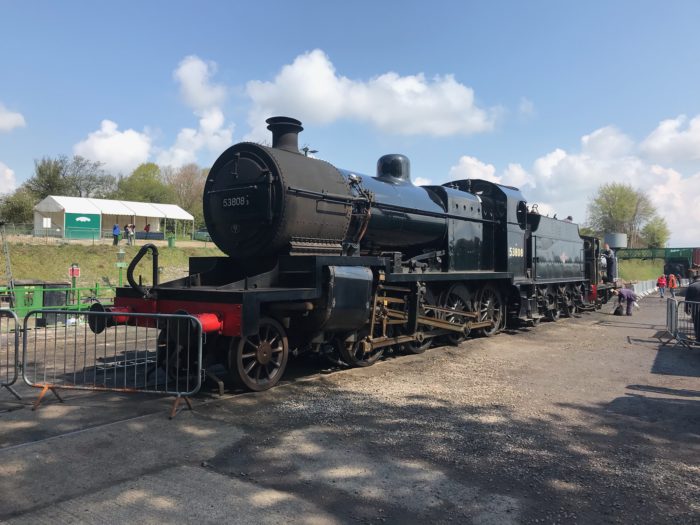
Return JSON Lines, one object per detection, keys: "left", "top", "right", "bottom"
{"left": 1, "top": 243, "right": 224, "bottom": 287}
{"left": 1, "top": 241, "right": 667, "bottom": 287}
{"left": 617, "top": 259, "right": 665, "bottom": 282}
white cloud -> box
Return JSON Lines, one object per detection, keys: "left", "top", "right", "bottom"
{"left": 157, "top": 107, "right": 233, "bottom": 166}
{"left": 501, "top": 163, "right": 533, "bottom": 188}
{"left": 73, "top": 120, "right": 152, "bottom": 174}
{"left": 639, "top": 114, "right": 700, "bottom": 162}
{"left": 645, "top": 165, "right": 700, "bottom": 246}
{"left": 581, "top": 126, "right": 634, "bottom": 159}
{"left": 0, "top": 161, "right": 16, "bottom": 194}
{"left": 449, "top": 155, "right": 498, "bottom": 182}
{"left": 447, "top": 119, "right": 700, "bottom": 245}
{"left": 245, "top": 49, "right": 497, "bottom": 141}
{"left": 157, "top": 56, "right": 233, "bottom": 167}
{"left": 174, "top": 55, "right": 226, "bottom": 112}
{"left": 0, "top": 104, "right": 26, "bottom": 133}
{"left": 413, "top": 177, "right": 432, "bottom": 186}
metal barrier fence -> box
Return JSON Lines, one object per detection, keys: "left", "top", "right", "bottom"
{"left": 22, "top": 309, "right": 204, "bottom": 416}
{"left": 676, "top": 300, "right": 700, "bottom": 349}
{"left": 628, "top": 279, "right": 657, "bottom": 296}
{"left": 664, "top": 299, "right": 700, "bottom": 349}
{"left": 666, "top": 299, "right": 677, "bottom": 338}
{"left": 1, "top": 309, "right": 21, "bottom": 399}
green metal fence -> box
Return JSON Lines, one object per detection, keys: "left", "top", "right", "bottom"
{"left": 616, "top": 247, "right": 694, "bottom": 260}
{"left": 0, "top": 283, "right": 115, "bottom": 318}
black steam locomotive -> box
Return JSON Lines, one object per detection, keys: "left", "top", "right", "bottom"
{"left": 103, "top": 117, "right": 604, "bottom": 391}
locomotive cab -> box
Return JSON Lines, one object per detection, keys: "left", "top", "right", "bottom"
{"left": 444, "top": 179, "right": 528, "bottom": 278}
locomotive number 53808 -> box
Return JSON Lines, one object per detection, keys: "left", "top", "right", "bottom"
{"left": 222, "top": 196, "right": 250, "bottom": 207}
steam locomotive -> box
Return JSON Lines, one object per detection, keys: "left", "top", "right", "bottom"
{"left": 96, "top": 117, "right": 606, "bottom": 391}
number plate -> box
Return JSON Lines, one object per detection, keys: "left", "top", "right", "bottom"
{"left": 222, "top": 195, "right": 250, "bottom": 208}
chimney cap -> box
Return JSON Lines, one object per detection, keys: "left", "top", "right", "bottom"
{"left": 266, "top": 116, "right": 303, "bottom": 129}
{"left": 266, "top": 116, "right": 304, "bottom": 153}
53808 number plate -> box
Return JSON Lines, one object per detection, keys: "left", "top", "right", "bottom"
{"left": 222, "top": 195, "right": 250, "bottom": 208}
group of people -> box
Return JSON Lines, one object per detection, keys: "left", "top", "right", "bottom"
{"left": 656, "top": 273, "right": 681, "bottom": 298}
{"left": 112, "top": 223, "right": 146, "bottom": 246}
{"left": 613, "top": 272, "right": 700, "bottom": 342}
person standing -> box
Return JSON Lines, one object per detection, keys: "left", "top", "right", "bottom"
{"left": 613, "top": 288, "right": 638, "bottom": 316}
{"left": 112, "top": 224, "right": 120, "bottom": 246}
{"left": 128, "top": 224, "right": 135, "bottom": 246}
{"left": 602, "top": 243, "right": 616, "bottom": 283}
{"left": 657, "top": 274, "right": 667, "bottom": 298}
{"left": 668, "top": 273, "right": 678, "bottom": 298}
{"left": 685, "top": 275, "right": 700, "bottom": 342}
{"left": 144, "top": 223, "right": 151, "bottom": 240}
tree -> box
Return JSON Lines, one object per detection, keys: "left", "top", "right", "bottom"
{"left": 162, "top": 163, "right": 207, "bottom": 225}
{"left": 23, "top": 155, "right": 116, "bottom": 200}
{"left": 64, "top": 156, "right": 116, "bottom": 198}
{"left": 587, "top": 183, "right": 657, "bottom": 247}
{"left": 24, "top": 156, "right": 70, "bottom": 200}
{"left": 578, "top": 225, "right": 597, "bottom": 237}
{"left": 0, "top": 188, "right": 35, "bottom": 223}
{"left": 641, "top": 216, "right": 670, "bottom": 248}
{"left": 116, "top": 163, "right": 176, "bottom": 203}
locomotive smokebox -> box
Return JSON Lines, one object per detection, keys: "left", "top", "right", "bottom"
{"left": 267, "top": 116, "right": 303, "bottom": 153}
{"left": 203, "top": 116, "right": 352, "bottom": 258}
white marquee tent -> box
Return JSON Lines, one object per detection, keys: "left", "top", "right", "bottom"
{"left": 34, "top": 196, "right": 195, "bottom": 240}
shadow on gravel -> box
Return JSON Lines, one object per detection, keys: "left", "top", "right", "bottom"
{"left": 594, "top": 320, "right": 665, "bottom": 330}
{"left": 2, "top": 377, "right": 698, "bottom": 523}
{"left": 651, "top": 343, "right": 700, "bottom": 377}
{"left": 198, "top": 381, "right": 699, "bottom": 524}
{"left": 627, "top": 384, "right": 700, "bottom": 397}
{"left": 606, "top": 393, "right": 700, "bottom": 429}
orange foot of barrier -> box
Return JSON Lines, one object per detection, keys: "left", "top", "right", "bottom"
{"left": 32, "top": 385, "right": 64, "bottom": 411}
{"left": 169, "top": 396, "right": 193, "bottom": 419}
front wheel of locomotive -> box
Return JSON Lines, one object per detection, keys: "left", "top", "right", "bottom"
{"left": 228, "top": 317, "right": 289, "bottom": 392}
{"left": 476, "top": 285, "right": 504, "bottom": 337}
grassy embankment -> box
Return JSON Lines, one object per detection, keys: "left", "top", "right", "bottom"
{"left": 1, "top": 242, "right": 224, "bottom": 288}
{"left": 617, "top": 259, "right": 664, "bottom": 281}
{"left": 0, "top": 242, "right": 666, "bottom": 286}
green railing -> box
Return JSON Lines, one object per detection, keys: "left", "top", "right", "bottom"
{"left": 0, "top": 283, "right": 116, "bottom": 318}
{"left": 616, "top": 247, "right": 695, "bottom": 260}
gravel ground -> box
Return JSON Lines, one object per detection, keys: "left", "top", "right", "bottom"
{"left": 0, "top": 293, "right": 698, "bottom": 524}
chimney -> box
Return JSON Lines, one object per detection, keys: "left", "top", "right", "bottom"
{"left": 266, "top": 116, "right": 303, "bottom": 153}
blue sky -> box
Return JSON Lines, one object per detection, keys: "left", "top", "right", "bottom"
{"left": 2, "top": 1, "right": 700, "bottom": 243}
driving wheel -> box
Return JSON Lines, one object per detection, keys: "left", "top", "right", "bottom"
{"left": 442, "top": 284, "right": 473, "bottom": 345}
{"left": 476, "top": 285, "right": 504, "bottom": 337}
